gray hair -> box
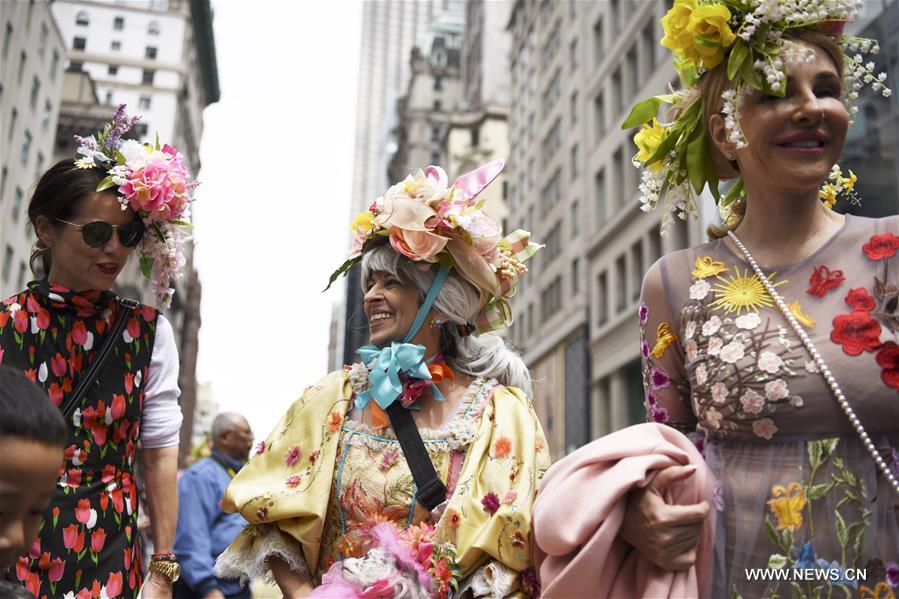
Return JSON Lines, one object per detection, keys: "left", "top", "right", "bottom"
{"left": 360, "top": 244, "right": 533, "bottom": 397}
{"left": 211, "top": 412, "right": 243, "bottom": 443}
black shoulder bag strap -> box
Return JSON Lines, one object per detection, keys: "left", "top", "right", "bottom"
{"left": 60, "top": 298, "right": 139, "bottom": 421}
{"left": 386, "top": 402, "right": 447, "bottom": 511}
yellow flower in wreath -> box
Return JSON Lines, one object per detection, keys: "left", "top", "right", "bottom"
{"left": 350, "top": 210, "right": 376, "bottom": 234}
{"left": 767, "top": 482, "right": 806, "bottom": 531}
{"left": 633, "top": 119, "right": 667, "bottom": 171}
{"left": 661, "top": 0, "right": 697, "bottom": 56}
{"left": 687, "top": 4, "right": 737, "bottom": 69}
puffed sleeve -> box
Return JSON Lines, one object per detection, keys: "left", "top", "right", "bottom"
{"left": 140, "top": 313, "right": 183, "bottom": 448}
{"left": 640, "top": 257, "right": 696, "bottom": 434}
{"left": 214, "top": 370, "right": 352, "bottom": 583}
{"left": 436, "top": 385, "right": 550, "bottom": 596}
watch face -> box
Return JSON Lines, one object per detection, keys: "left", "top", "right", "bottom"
{"left": 171, "top": 563, "right": 181, "bottom": 582}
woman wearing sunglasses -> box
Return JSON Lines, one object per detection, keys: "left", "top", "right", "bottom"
{"left": 1, "top": 106, "right": 194, "bottom": 599}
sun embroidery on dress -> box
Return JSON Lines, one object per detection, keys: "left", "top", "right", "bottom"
{"left": 650, "top": 322, "right": 678, "bottom": 359}
{"left": 691, "top": 256, "right": 729, "bottom": 279}
{"left": 709, "top": 267, "right": 786, "bottom": 314}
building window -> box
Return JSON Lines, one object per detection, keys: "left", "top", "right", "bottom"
{"left": 8, "top": 108, "right": 17, "bottom": 141}
{"left": 29, "top": 76, "right": 40, "bottom": 110}
{"left": 571, "top": 200, "right": 579, "bottom": 237}
{"left": 18, "top": 50, "right": 27, "bottom": 83}
{"left": 1, "top": 167, "right": 6, "bottom": 198}
{"left": 142, "top": 69, "right": 155, "bottom": 85}
{"left": 593, "top": 17, "right": 604, "bottom": 63}
{"left": 431, "top": 126, "right": 441, "bottom": 142}
{"left": 111, "top": 40, "right": 121, "bottom": 51}
{"left": 113, "top": 16, "right": 124, "bottom": 31}
{"left": 611, "top": 68, "right": 622, "bottom": 119}
{"left": 430, "top": 151, "right": 440, "bottom": 164}
{"left": 16, "top": 261, "right": 26, "bottom": 291}
{"left": 648, "top": 233, "right": 662, "bottom": 267}
{"left": 631, "top": 241, "right": 644, "bottom": 301}
{"left": 615, "top": 254, "right": 627, "bottom": 313}
{"left": 108, "top": 64, "right": 118, "bottom": 76}
{"left": 627, "top": 45, "right": 639, "bottom": 100}
{"left": 540, "top": 169, "right": 562, "bottom": 215}
{"left": 569, "top": 38, "right": 578, "bottom": 71}
{"left": 527, "top": 303, "right": 534, "bottom": 336}
{"left": 39, "top": 22, "right": 48, "bottom": 57}
{"left": 41, "top": 99, "right": 51, "bottom": 129}
{"left": 34, "top": 152, "right": 44, "bottom": 179}
{"left": 105, "top": 91, "right": 113, "bottom": 105}
{"left": 614, "top": 147, "right": 625, "bottom": 208}
{"left": 13, "top": 187, "right": 24, "bottom": 222}
{"left": 2, "top": 246, "right": 13, "bottom": 282}
{"left": 50, "top": 49, "right": 59, "bottom": 79}
{"left": 73, "top": 37, "right": 86, "bottom": 51}
{"left": 76, "top": 11, "right": 89, "bottom": 26}
{"left": 3, "top": 22, "right": 12, "bottom": 60}
{"left": 69, "top": 61, "right": 83, "bottom": 71}
{"left": 434, "top": 76, "right": 442, "bottom": 91}
{"left": 540, "top": 276, "right": 563, "bottom": 323}
{"left": 145, "top": 46, "right": 157, "bottom": 60}
{"left": 571, "top": 144, "right": 579, "bottom": 180}
{"left": 570, "top": 92, "right": 578, "bottom": 126}
{"left": 471, "top": 127, "right": 479, "bottom": 147}
{"left": 139, "top": 95, "right": 151, "bottom": 110}
{"left": 542, "top": 221, "right": 562, "bottom": 268}
{"left": 594, "top": 92, "right": 605, "bottom": 143}
{"left": 148, "top": 21, "right": 160, "bottom": 35}
{"left": 21, "top": 130, "right": 32, "bottom": 165}
{"left": 433, "top": 99, "right": 442, "bottom": 112}
{"left": 642, "top": 21, "right": 656, "bottom": 71}
{"left": 572, "top": 258, "right": 580, "bottom": 295}
{"left": 133, "top": 123, "right": 148, "bottom": 138}
{"left": 611, "top": 0, "right": 621, "bottom": 29}
{"left": 596, "top": 272, "right": 609, "bottom": 326}
{"left": 595, "top": 168, "right": 607, "bottom": 228}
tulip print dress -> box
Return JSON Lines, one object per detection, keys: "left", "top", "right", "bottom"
{"left": 640, "top": 215, "right": 899, "bottom": 598}
{"left": 1, "top": 280, "right": 169, "bottom": 599}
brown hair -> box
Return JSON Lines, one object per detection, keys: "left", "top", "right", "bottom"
{"left": 705, "top": 29, "right": 845, "bottom": 239}
{"left": 27, "top": 159, "right": 109, "bottom": 277}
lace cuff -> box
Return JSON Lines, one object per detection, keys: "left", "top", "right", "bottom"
{"left": 213, "top": 524, "right": 309, "bottom": 586}
{"left": 458, "top": 560, "right": 519, "bottom": 598}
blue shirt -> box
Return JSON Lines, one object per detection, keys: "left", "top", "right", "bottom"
{"left": 174, "top": 450, "right": 247, "bottom": 596}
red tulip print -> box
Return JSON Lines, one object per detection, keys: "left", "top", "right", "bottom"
{"left": 75, "top": 499, "right": 91, "bottom": 525}
{"left": 106, "top": 571, "right": 123, "bottom": 597}
{"left": 48, "top": 557, "right": 65, "bottom": 582}
{"left": 91, "top": 529, "right": 106, "bottom": 553}
{"left": 62, "top": 524, "right": 79, "bottom": 550}
{"left": 50, "top": 352, "right": 67, "bottom": 377}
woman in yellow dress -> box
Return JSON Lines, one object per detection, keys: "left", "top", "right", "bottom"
{"left": 214, "top": 160, "right": 549, "bottom": 598}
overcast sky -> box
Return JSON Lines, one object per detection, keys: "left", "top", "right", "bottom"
{"left": 193, "top": 0, "right": 363, "bottom": 441}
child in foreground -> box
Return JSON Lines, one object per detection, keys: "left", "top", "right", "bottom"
{"left": 0, "top": 365, "right": 68, "bottom": 597}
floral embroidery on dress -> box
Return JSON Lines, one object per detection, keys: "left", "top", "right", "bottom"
{"left": 651, "top": 322, "right": 678, "bottom": 359}
{"left": 692, "top": 256, "right": 729, "bottom": 279}
{"left": 807, "top": 265, "right": 846, "bottom": 298}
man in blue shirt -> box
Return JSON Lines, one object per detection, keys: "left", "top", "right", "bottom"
{"left": 173, "top": 412, "right": 254, "bottom": 599}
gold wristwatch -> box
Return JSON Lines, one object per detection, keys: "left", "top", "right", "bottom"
{"left": 148, "top": 553, "right": 181, "bottom": 583}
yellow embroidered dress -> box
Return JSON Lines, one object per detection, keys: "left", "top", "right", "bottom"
{"left": 640, "top": 215, "right": 899, "bottom": 598}
{"left": 215, "top": 368, "right": 550, "bottom": 597}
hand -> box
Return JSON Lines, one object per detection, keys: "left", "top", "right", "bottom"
{"left": 203, "top": 589, "right": 227, "bottom": 599}
{"left": 141, "top": 571, "right": 173, "bottom": 598}
{"left": 619, "top": 464, "right": 710, "bottom": 571}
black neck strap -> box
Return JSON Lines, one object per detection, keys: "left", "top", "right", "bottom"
{"left": 385, "top": 402, "right": 447, "bottom": 511}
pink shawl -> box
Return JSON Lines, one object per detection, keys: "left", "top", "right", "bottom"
{"left": 533, "top": 423, "right": 715, "bottom": 599}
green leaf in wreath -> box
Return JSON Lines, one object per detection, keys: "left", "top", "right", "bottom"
{"left": 96, "top": 175, "right": 116, "bottom": 192}
{"left": 741, "top": 58, "right": 764, "bottom": 90}
{"left": 686, "top": 126, "right": 708, "bottom": 194}
{"left": 323, "top": 255, "right": 361, "bottom": 292}
{"left": 727, "top": 40, "right": 749, "bottom": 81}
{"left": 139, "top": 256, "right": 154, "bottom": 279}
{"left": 622, "top": 96, "right": 665, "bottom": 129}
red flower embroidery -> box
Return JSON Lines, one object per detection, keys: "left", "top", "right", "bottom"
{"left": 876, "top": 342, "right": 899, "bottom": 390}
{"left": 807, "top": 265, "right": 845, "bottom": 297}
{"left": 481, "top": 492, "right": 500, "bottom": 515}
{"left": 844, "top": 287, "right": 876, "bottom": 311}
{"left": 862, "top": 232, "right": 899, "bottom": 261}
{"left": 831, "top": 310, "right": 882, "bottom": 356}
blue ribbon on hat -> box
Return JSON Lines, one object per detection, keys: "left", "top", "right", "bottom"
{"left": 354, "top": 265, "right": 450, "bottom": 412}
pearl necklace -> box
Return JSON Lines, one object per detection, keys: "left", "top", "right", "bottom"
{"left": 728, "top": 231, "right": 899, "bottom": 499}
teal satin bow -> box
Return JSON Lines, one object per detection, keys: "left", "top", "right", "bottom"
{"left": 355, "top": 341, "right": 433, "bottom": 412}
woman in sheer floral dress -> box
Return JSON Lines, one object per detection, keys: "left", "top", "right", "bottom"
{"left": 621, "top": 4, "right": 898, "bottom": 598}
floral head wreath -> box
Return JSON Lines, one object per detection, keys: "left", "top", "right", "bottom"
{"left": 327, "top": 159, "right": 541, "bottom": 334}
{"left": 625, "top": 0, "right": 890, "bottom": 233}
{"left": 74, "top": 104, "right": 197, "bottom": 307}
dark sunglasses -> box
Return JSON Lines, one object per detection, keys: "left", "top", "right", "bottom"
{"left": 55, "top": 218, "right": 146, "bottom": 248}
